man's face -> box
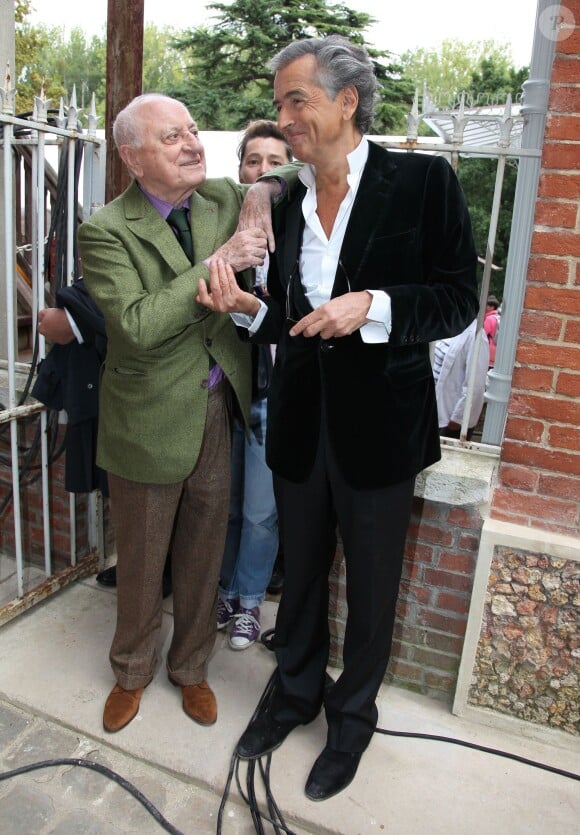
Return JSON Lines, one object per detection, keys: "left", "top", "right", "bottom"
{"left": 273, "top": 54, "right": 350, "bottom": 164}
{"left": 121, "top": 99, "right": 206, "bottom": 205}
{"left": 238, "top": 136, "right": 290, "bottom": 184}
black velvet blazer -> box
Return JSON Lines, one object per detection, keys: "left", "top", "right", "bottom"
{"left": 251, "top": 142, "right": 479, "bottom": 489}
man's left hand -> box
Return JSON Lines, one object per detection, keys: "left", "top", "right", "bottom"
{"left": 289, "top": 291, "right": 372, "bottom": 339}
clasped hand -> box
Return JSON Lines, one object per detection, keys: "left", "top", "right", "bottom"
{"left": 197, "top": 260, "right": 372, "bottom": 340}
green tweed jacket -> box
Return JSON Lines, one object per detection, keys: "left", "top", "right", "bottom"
{"left": 78, "top": 178, "right": 252, "bottom": 484}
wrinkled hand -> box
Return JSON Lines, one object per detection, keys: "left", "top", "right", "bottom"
{"left": 197, "top": 258, "right": 261, "bottom": 316}
{"left": 37, "top": 307, "right": 76, "bottom": 344}
{"left": 289, "top": 292, "right": 372, "bottom": 339}
{"left": 211, "top": 227, "right": 268, "bottom": 273}
{"left": 238, "top": 180, "right": 279, "bottom": 253}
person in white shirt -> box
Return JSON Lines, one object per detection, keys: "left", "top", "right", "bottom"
{"left": 433, "top": 319, "right": 489, "bottom": 439}
{"left": 197, "top": 36, "right": 478, "bottom": 801}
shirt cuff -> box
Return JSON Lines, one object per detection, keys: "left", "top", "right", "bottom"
{"left": 360, "top": 290, "right": 391, "bottom": 344}
{"left": 64, "top": 308, "right": 84, "bottom": 344}
{"left": 230, "top": 298, "right": 268, "bottom": 334}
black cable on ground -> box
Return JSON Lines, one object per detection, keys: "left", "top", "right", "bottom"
{"left": 374, "top": 726, "right": 580, "bottom": 782}
{"left": 0, "top": 758, "right": 184, "bottom": 835}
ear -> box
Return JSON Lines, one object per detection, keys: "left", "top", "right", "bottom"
{"left": 341, "top": 85, "right": 359, "bottom": 121}
{"left": 118, "top": 144, "right": 143, "bottom": 179}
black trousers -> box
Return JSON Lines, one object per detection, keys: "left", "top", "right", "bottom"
{"left": 271, "top": 426, "right": 415, "bottom": 753}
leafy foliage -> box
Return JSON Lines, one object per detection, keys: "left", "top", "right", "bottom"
{"left": 400, "top": 39, "right": 526, "bottom": 108}
{"left": 168, "top": 0, "right": 414, "bottom": 132}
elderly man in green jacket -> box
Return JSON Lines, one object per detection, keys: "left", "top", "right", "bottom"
{"left": 78, "top": 93, "right": 269, "bottom": 733}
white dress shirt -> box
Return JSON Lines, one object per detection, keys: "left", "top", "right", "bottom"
{"left": 236, "top": 137, "right": 391, "bottom": 342}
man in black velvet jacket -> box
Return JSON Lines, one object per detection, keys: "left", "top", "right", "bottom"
{"left": 198, "top": 35, "right": 479, "bottom": 801}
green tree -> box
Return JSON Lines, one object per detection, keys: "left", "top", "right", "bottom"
{"left": 142, "top": 24, "right": 189, "bottom": 94}
{"left": 169, "top": 0, "right": 414, "bottom": 132}
{"left": 400, "top": 39, "right": 521, "bottom": 108}
{"left": 470, "top": 56, "right": 529, "bottom": 103}
{"left": 15, "top": 22, "right": 106, "bottom": 117}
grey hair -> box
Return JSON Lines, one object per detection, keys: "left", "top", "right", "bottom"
{"left": 269, "top": 36, "right": 379, "bottom": 134}
{"left": 112, "top": 94, "right": 185, "bottom": 148}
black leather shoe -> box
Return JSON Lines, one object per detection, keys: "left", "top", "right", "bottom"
{"left": 305, "top": 746, "right": 362, "bottom": 801}
{"left": 236, "top": 712, "right": 302, "bottom": 759}
{"left": 96, "top": 565, "right": 117, "bottom": 587}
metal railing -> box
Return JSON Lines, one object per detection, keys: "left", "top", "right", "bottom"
{"left": 0, "top": 82, "right": 105, "bottom": 623}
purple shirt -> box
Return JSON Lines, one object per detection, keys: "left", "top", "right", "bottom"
{"left": 140, "top": 187, "right": 223, "bottom": 389}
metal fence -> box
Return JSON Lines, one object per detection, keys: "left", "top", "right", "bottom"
{"left": 0, "top": 85, "right": 105, "bottom": 624}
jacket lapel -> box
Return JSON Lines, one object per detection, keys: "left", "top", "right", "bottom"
{"left": 338, "top": 142, "right": 398, "bottom": 289}
{"left": 122, "top": 181, "right": 219, "bottom": 273}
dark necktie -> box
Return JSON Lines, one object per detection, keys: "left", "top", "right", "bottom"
{"left": 167, "top": 207, "right": 194, "bottom": 263}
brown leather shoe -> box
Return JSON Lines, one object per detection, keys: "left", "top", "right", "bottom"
{"left": 103, "top": 684, "right": 145, "bottom": 733}
{"left": 170, "top": 677, "right": 217, "bottom": 725}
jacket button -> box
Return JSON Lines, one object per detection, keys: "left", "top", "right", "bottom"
{"left": 320, "top": 341, "right": 335, "bottom": 352}
{"left": 205, "top": 337, "right": 212, "bottom": 347}
{"left": 87, "top": 383, "right": 93, "bottom": 390}
{"left": 200, "top": 379, "right": 209, "bottom": 389}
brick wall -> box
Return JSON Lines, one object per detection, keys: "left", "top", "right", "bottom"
{"left": 0, "top": 419, "right": 91, "bottom": 575}
{"left": 329, "top": 497, "right": 483, "bottom": 702}
{"left": 491, "top": 12, "right": 580, "bottom": 536}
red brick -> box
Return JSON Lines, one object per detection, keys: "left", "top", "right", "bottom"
{"left": 557, "top": 28, "right": 580, "bottom": 57}
{"left": 531, "top": 230, "right": 580, "bottom": 257}
{"left": 527, "top": 255, "right": 570, "bottom": 283}
{"left": 388, "top": 659, "right": 423, "bottom": 681}
{"left": 549, "top": 424, "right": 580, "bottom": 449}
{"left": 489, "top": 506, "right": 530, "bottom": 526}
{"left": 458, "top": 533, "right": 480, "bottom": 552}
{"left": 548, "top": 86, "right": 580, "bottom": 115}
{"left": 499, "top": 464, "right": 539, "bottom": 491}
{"left": 401, "top": 558, "right": 424, "bottom": 584}
{"left": 501, "top": 440, "right": 580, "bottom": 476}
{"left": 545, "top": 112, "right": 580, "bottom": 138}
{"left": 556, "top": 371, "right": 580, "bottom": 397}
{"left": 564, "top": 320, "right": 580, "bottom": 343}
{"left": 492, "top": 490, "right": 578, "bottom": 525}
{"left": 447, "top": 507, "right": 482, "bottom": 528}
{"left": 538, "top": 171, "right": 580, "bottom": 199}
{"left": 518, "top": 311, "right": 563, "bottom": 342}
{"left": 534, "top": 198, "right": 578, "bottom": 228}
{"left": 539, "top": 472, "right": 580, "bottom": 500}
{"left": 423, "top": 670, "right": 455, "bottom": 692}
{"left": 504, "top": 415, "right": 545, "bottom": 443}
{"left": 524, "top": 286, "right": 580, "bottom": 316}
{"left": 400, "top": 582, "right": 432, "bottom": 605}
{"left": 517, "top": 342, "right": 580, "bottom": 374}
{"left": 509, "top": 391, "right": 580, "bottom": 424}
{"left": 411, "top": 524, "right": 454, "bottom": 547}
{"left": 511, "top": 366, "right": 555, "bottom": 394}
{"left": 412, "top": 646, "right": 459, "bottom": 671}
{"left": 405, "top": 542, "right": 435, "bottom": 564}
{"left": 423, "top": 631, "right": 464, "bottom": 655}
{"left": 436, "top": 591, "right": 471, "bottom": 615}
{"left": 424, "top": 568, "right": 474, "bottom": 592}
{"left": 438, "top": 552, "right": 477, "bottom": 573}
{"left": 542, "top": 141, "right": 580, "bottom": 170}
{"left": 417, "top": 609, "right": 467, "bottom": 636}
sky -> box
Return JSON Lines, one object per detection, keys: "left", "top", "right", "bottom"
{"left": 28, "top": 0, "right": 540, "bottom": 67}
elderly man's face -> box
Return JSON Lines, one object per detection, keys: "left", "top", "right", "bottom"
{"left": 122, "top": 99, "right": 206, "bottom": 205}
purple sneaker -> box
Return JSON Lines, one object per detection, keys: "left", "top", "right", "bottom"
{"left": 229, "top": 606, "right": 261, "bottom": 650}
{"left": 217, "top": 597, "right": 239, "bottom": 630}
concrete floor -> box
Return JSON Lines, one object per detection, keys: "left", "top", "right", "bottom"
{"left": 0, "top": 577, "right": 578, "bottom": 834}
